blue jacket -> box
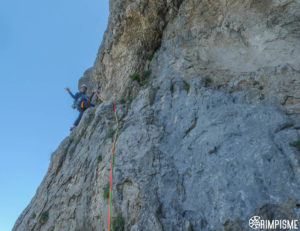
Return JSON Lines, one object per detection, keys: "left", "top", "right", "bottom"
{"left": 69, "top": 91, "right": 94, "bottom": 110}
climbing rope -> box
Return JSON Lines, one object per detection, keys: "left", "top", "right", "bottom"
{"left": 107, "top": 103, "right": 119, "bottom": 231}
{"left": 95, "top": 91, "right": 119, "bottom": 231}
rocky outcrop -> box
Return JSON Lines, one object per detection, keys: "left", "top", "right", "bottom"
{"left": 91, "top": 0, "right": 300, "bottom": 113}
{"left": 92, "top": 0, "right": 184, "bottom": 100}
{"left": 13, "top": 0, "right": 300, "bottom": 231}
{"left": 154, "top": 0, "right": 300, "bottom": 114}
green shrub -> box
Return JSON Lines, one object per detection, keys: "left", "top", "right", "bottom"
{"left": 106, "top": 128, "right": 115, "bottom": 139}
{"left": 30, "top": 212, "right": 36, "bottom": 219}
{"left": 184, "top": 83, "right": 190, "bottom": 93}
{"left": 129, "top": 73, "right": 140, "bottom": 82}
{"left": 111, "top": 213, "right": 125, "bottom": 231}
{"left": 97, "top": 155, "right": 102, "bottom": 163}
{"left": 140, "top": 70, "right": 152, "bottom": 86}
{"left": 253, "top": 80, "right": 260, "bottom": 86}
{"left": 146, "top": 51, "right": 154, "bottom": 61}
{"left": 129, "top": 70, "right": 152, "bottom": 86}
{"left": 259, "top": 85, "right": 264, "bottom": 90}
{"left": 103, "top": 183, "right": 110, "bottom": 199}
{"left": 290, "top": 140, "right": 300, "bottom": 151}
{"left": 38, "top": 211, "right": 49, "bottom": 225}
{"left": 259, "top": 94, "right": 265, "bottom": 101}
{"left": 203, "top": 76, "right": 212, "bottom": 87}
{"left": 119, "top": 98, "right": 126, "bottom": 104}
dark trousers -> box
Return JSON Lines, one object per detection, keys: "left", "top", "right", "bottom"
{"left": 74, "top": 108, "right": 86, "bottom": 126}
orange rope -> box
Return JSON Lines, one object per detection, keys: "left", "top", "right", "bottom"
{"left": 107, "top": 104, "right": 119, "bottom": 231}
{"left": 95, "top": 91, "right": 119, "bottom": 231}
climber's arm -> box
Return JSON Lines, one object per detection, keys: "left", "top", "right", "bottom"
{"left": 92, "top": 88, "right": 104, "bottom": 101}
{"left": 65, "top": 88, "right": 76, "bottom": 99}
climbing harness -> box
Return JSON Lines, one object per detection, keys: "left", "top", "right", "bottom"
{"left": 77, "top": 93, "right": 94, "bottom": 110}
{"left": 97, "top": 93, "right": 119, "bottom": 231}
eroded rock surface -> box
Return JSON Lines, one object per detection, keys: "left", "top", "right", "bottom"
{"left": 13, "top": 0, "right": 300, "bottom": 231}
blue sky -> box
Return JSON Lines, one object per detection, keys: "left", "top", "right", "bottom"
{"left": 0, "top": 1, "right": 109, "bottom": 230}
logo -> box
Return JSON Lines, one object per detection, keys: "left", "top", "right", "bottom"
{"left": 249, "top": 216, "right": 299, "bottom": 230}
{"left": 249, "top": 216, "right": 261, "bottom": 229}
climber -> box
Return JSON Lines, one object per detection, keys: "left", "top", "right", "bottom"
{"left": 65, "top": 84, "right": 95, "bottom": 131}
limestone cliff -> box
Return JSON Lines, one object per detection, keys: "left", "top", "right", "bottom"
{"left": 13, "top": 0, "right": 300, "bottom": 231}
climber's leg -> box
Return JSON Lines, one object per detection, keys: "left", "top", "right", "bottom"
{"left": 74, "top": 109, "right": 84, "bottom": 126}
{"left": 71, "top": 109, "right": 85, "bottom": 130}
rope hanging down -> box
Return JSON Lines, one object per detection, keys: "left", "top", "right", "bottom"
{"left": 107, "top": 103, "right": 119, "bottom": 231}
{"left": 94, "top": 93, "right": 119, "bottom": 231}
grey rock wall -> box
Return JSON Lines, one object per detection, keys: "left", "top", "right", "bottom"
{"left": 86, "top": 0, "right": 300, "bottom": 113}
{"left": 13, "top": 0, "right": 300, "bottom": 230}
{"left": 13, "top": 75, "right": 300, "bottom": 231}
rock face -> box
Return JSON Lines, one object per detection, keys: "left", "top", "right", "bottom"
{"left": 13, "top": 0, "right": 300, "bottom": 231}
